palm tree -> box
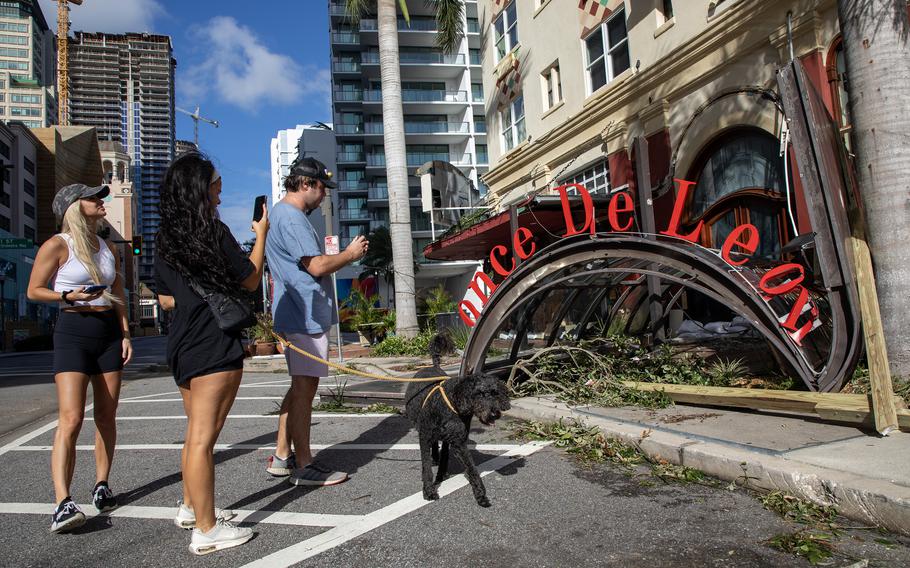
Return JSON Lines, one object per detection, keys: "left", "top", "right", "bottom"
{"left": 344, "top": 0, "right": 465, "bottom": 338}
{"left": 837, "top": 0, "right": 910, "bottom": 376}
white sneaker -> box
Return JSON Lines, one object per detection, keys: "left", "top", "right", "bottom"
{"left": 189, "top": 520, "right": 254, "bottom": 556}
{"left": 173, "top": 501, "right": 237, "bottom": 529}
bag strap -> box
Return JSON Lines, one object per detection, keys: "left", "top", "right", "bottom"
{"left": 184, "top": 277, "right": 211, "bottom": 300}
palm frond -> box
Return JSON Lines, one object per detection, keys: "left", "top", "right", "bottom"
{"left": 398, "top": 0, "right": 411, "bottom": 24}
{"left": 429, "top": 0, "right": 464, "bottom": 53}
{"left": 344, "top": 0, "right": 370, "bottom": 22}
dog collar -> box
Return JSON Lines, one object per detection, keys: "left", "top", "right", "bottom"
{"left": 422, "top": 381, "right": 457, "bottom": 414}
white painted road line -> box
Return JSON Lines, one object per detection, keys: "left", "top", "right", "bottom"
{"left": 12, "top": 443, "right": 528, "bottom": 452}
{"left": 120, "top": 397, "right": 285, "bottom": 403}
{"left": 0, "top": 503, "right": 360, "bottom": 528}
{"left": 239, "top": 441, "right": 552, "bottom": 568}
{"left": 109, "top": 414, "right": 400, "bottom": 421}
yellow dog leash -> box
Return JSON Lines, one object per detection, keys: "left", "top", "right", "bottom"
{"left": 270, "top": 332, "right": 458, "bottom": 413}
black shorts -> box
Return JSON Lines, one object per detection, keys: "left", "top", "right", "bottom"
{"left": 54, "top": 311, "right": 124, "bottom": 376}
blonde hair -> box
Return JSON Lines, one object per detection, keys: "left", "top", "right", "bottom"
{"left": 61, "top": 200, "right": 123, "bottom": 305}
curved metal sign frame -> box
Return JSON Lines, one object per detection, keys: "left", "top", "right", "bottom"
{"left": 460, "top": 62, "right": 863, "bottom": 393}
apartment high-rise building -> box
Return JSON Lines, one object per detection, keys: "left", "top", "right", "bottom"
{"left": 328, "top": 0, "right": 486, "bottom": 301}
{"left": 0, "top": 0, "right": 57, "bottom": 128}
{"left": 68, "top": 32, "right": 176, "bottom": 282}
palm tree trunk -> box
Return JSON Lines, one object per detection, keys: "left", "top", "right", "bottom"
{"left": 838, "top": 0, "right": 910, "bottom": 377}
{"left": 377, "top": 0, "right": 419, "bottom": 338}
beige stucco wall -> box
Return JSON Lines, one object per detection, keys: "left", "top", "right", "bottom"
{"left": 480, "top": 0, "right": 842, "bottom": 201}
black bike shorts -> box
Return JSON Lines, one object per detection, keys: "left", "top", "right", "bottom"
{"left": 53, "top": 311, "right": 124, "bottom": 376}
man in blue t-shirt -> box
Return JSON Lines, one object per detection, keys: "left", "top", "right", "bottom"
{"left": 265, "top": 157, "right": 368, "bottom": 486}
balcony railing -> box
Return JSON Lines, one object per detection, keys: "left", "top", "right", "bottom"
{"left": 331, "top": 60, "right": 360, "bottom": 73}
{"left": 470, "top": 51, "right": 481, "bottom": 65}
{"left": 339, "top": 208, "right": 371, "bottom": 220}
{"left": 331, "top": 31, "right": 360, "bottom": 44}
{"left": 364, "top": 89, "right": 467, "bottom": 103}
{"left": 412, "top": 218, "right": 432, "bottom": 231}
{"left": 337, "top": 180, "right": 368, "bottom": 192}
{"left": 337, "top": 151, "right": 366, "bottom": 163}
{"left": 364, "top": 121, "right": 470, "bottom": 135}
{"left": 332, "top": 90, "right": 363, "bottom": 102}
{"left": 362, "top": 51, "right": 465, "bottom": 65}
{"left": 474, "top": 122, "right": 487, "bottom": 133}
{"left": 467, "top": 20, "right": 480, "bottom": 33}
{"left": 451, "top": 153, "right": 473, "bottom": 166}
{"left": 367, "top": 153, "right": 451, "bottom": 167}
{"left": 369, "top": 220, "right": 387, "bottom": 232}
{"left": 334, "top": 123, "right": 364, "bottom": 134}
{"left": 360, "top": 18, "right": 439, "bottom": 32}
{"left": 368, "top": 186, "right": 388, "bottom": 200}
{"left": 329, "top": 4, "right": 349, "bottom": 16}
{"left": 476, "top": 152, "right": 489, "bottom": 164}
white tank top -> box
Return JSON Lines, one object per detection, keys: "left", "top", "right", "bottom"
{"left": 52, "top": 233, "right": 116, "bottom": 308}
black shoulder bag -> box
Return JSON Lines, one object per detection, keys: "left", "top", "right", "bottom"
{"left": 186, "top": 278, "right": 256, "bottom": 333}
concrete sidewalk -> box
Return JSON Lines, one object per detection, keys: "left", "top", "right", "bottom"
{"left": 243, "top": 351, "right": 910, "bottom": 536}
{"left": 507, "top": 396, "right": 910, "bottom": 537}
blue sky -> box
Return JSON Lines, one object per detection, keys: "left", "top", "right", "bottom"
{"left": 37, "top": 0, "right": 333, "bottom": 241}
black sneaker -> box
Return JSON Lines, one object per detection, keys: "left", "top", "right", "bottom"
{"left": 92, "top": 481, "right": 117, "bottom": 513}
{"left": 50, "top": 497, "right": 86, "bottom": 533}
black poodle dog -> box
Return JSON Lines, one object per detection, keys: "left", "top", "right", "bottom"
{"left": 404, "top": 334, "right": 511, "bottom": 507}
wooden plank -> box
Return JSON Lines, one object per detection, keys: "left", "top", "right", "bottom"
{"left": 848, "top": 209, "right": 899, "bottom": 435}
{"left": 623, "top": 381, "right": 908, "bottom": 431}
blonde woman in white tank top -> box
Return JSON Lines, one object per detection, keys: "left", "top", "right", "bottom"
{"left": 27, "top": 183, "right": 132, "bottom": 533}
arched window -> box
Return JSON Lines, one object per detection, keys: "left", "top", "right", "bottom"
{"left": 102, "top": 160, "right": 114, "bottom": 184}
{"left": 117, "top": 161, "right": 126, "bottom": 182}
{"left": 686, "top": 128, "right": 789, "bottom": 261}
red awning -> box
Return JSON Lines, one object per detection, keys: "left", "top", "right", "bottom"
{"left": 423, "top": 196, "right": 613, "bottom": 261}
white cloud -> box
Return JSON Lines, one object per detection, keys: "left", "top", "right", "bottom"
{"left": 37, "top": 0, "right": 166, "bottom": 34}
{"left": 180, "top": 16, "right": 328, "bottom": 112}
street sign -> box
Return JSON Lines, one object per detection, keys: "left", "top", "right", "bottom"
{"left": 0, "top": 238, "right": 32, "bottom": 249}
{"left": 325, "top": 235, "right": 340, "bottom": 255}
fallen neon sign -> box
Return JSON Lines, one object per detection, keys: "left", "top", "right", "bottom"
{"left": 457, "top": 180, "right": 820, "bottom": 346}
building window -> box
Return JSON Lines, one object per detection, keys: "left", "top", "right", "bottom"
{"left": 10, "top": 107, "right": 40, "bottom": 117}
{"left": 24, "top": 225, "right": 34, "bottom": 241}
{"left": 23, "top": 179, "right": 33, "bottom": 196}
{"left": 0, "top": 140, "right": 8, "bottom": 159}
{"left": 541, "top": 62, "right": 562, "bottom": 110}
{"left": 24, "top": 202, "right": 34, "bottom": 218}
{"left": 0, "top": 214, "right": 8, "bottom": 231}
{"left": 471, "top": 82, "right": 484, "bottom": 102}
{"left": 493, "top": 1, "right": 518, "bottom": 61}
{"left": 0, "top": 22, "right": 27, "bottom": 33}
{"left": 23, "top": 156, "right": 33, "bottom": 175}
{"left": 500, "top": 94, "right": 526, "bottom": 152}
{"left": 0, "top": 47, "right": 26, "bottom": 57}
{"left": 584, "top": 9, "right": 630, "bottom": 93}
{"left": 660, "top": 0, "right": 674, "bottom": 21}
{"left": 0, "top": 34, "right": 27, "bottom": 45}
{"left": 0, "top": 60, "right": 27, "bottom": 70}
{"left": 10, "top": 94, "right": 39, "bottom": 104}
{"left": 559, "top": 159, "right": 610, "bottom": 195}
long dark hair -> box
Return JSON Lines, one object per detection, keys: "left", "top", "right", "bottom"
{"left": 156, "top": 152, "right": 236, "bottom": 295}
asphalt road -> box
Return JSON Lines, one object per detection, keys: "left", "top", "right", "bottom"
{"left": 0, "top": 371, "right": 908, "bottom": 567}
{"left": 0, "top": 336, "right": 169, "bottom": 437}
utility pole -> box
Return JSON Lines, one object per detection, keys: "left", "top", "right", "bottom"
{"left": 56, "top": 0, "right": 84, "bottom": 126}
{"left": 176, "top": 106, "right": 219, "bottom": 146}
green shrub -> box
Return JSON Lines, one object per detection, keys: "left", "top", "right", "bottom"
{"left": 372, "top": 329, "right": 437, "bottom": 357}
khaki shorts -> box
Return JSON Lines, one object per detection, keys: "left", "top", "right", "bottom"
{"left": 284, "top": 332, "right": 329, "bottom": 378}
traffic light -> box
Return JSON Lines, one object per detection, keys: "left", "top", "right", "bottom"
{"left": 131, "top": 235, "right": 142, "bottom": 256}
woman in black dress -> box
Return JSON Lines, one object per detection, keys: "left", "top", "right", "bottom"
{"left": 155, "top": 153, "right": 268, "bottom": 555}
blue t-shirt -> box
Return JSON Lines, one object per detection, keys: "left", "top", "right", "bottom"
{"left": 266, "top": 202, "right": 337, "bottom": 334}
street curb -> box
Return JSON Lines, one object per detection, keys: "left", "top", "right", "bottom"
{"left": 507, "top": 396, "right": 910, "bottom": 537}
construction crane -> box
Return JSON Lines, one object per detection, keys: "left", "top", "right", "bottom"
{"left": 57, "top": 0, "right": 83, "bottom": 126}
{"left": 176, "top": 105, "right": 220, "bottom": 146}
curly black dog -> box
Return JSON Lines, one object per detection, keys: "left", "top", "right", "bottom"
{"left": 404, "top": 334, "right": 511, "bottom": 507}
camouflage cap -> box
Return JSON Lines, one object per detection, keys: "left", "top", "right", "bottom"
{"left": 53, "top": 183, "right": 110, "bottom": 221}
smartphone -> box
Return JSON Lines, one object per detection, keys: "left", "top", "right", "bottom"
{"left": 253, "top": 195, "right": 267, "bottom": 222}
{"left": 84, "top": 284, "right": 108, "bottom": 294}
